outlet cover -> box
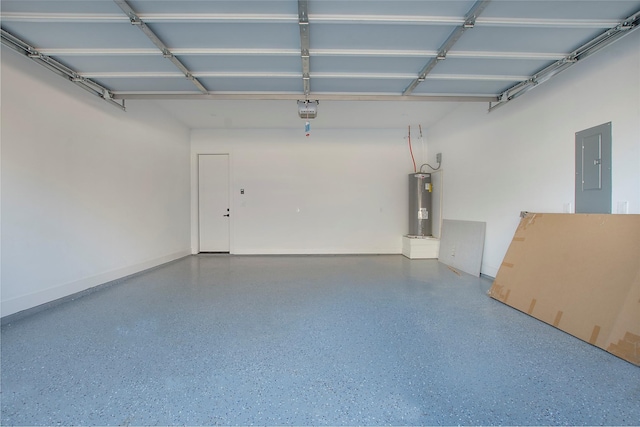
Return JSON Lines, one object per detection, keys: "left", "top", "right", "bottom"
{"left": 617, "top": 201, "right": 629, "bottom": 214}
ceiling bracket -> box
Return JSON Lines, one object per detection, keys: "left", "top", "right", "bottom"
{"left": 1, "top": 28, "right": 126, "bottom": 111}
{"left": 112, "top": 0, "right": 208, "bottom": 94}
{"left": 298, "top": 0, "right": 311, "bottom": 96}
{"left": 403, "top": 0, "right": 491, "bottom": 96}
{"left": 489, "top": 8, "right": 640, "bottom": 112}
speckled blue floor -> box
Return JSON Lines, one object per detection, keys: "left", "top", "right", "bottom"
{"left": 2, "top": 255, "right": 639, "bottom": 426}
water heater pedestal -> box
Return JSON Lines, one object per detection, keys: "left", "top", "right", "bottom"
{"left": 402, "top": 235, "right": 440, "bottom": 259}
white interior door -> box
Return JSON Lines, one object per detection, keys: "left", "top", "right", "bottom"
{"left": 198, "top": 154, "right": 230, "bottom": 252}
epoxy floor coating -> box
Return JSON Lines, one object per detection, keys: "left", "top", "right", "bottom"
{"left": 2, "top": 255, "right": 639, "bottom": 426}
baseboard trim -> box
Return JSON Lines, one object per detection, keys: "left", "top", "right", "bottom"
{"left": 1, "top": 251, "right": 190, "bottom": 323}
{"left": 231, "top": 249, "right": 403, "bottom": 255}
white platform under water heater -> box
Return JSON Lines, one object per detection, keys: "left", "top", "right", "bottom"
{"left": 402, "top": 235, "right": 440, "bottom": 259}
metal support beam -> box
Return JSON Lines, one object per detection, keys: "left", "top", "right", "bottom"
{"left": 0, "top": 12, "right": 621, "bottom": 29}
{"left": 111, "top": 92, "right": 498, "bottom": 102}
{"left": 34, "top": 47, "right": 567, "bottom": 61}
{"left": 0, "top": 29, "right": 125, "bottom": 110}
{"left": 489, "top": 9, "right": 640, "bottom": 112}
{"left": 298, "top": 0, "right": 311, "bottom": 96}
{"left": 113, "top": 0, "right": 208, "bottom": 94}
{"left": 403, "top": 0, "right": 491, "bottom": 96}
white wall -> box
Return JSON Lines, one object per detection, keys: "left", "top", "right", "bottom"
{"left": 426, "top": 30, "right": 640, "bottom": 277}
{"left": 4, "top": 29, "right": 637, "bottom": 317}
{"left": 1, "top": 48, "right": 192, "bottom": 317}
{"left": 191, "top": 129, "right": 418, "bottom": 254}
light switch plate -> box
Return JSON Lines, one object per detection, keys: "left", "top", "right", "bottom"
{"left": 617, "top": 201, "right": 628, "bottom": 214}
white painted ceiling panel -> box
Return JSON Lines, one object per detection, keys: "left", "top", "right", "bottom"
{"left": 310, "top": 24, "right": 454, "bottom": 51}
{"left": 127, "top": 0, "right": 299, "bottom": 15}
{"left": 91, "top": 77, "right": 202, "bottom": 92}
{"left": 312, "top": 78, "right": 413, "bottom": 94}
{"left": 1, "top": 22, "right": 155, "bottom": 49}
{"left": 198, "top": 77, "right": 303, "bottom": 94}
{"left": 480, "top": 0, "right": 640, "bottom": 20}
{"left": 311, "top": 56, "right": 430, "bottom": 75}
{"left": 431, "top": 58, "right": 553, "bottom": 78}
{"left": 54, "top": 55, "right": 179, "bottom": 74}
{"left": 308, "top": 1, "right": 477, "bottom": 17}
{"left": 181, "top": 56, "right": 302, "bottom": 74}
{"left": 1, "top": 1, "right": 125, "bottom": 14}
{"left": 412, "top": 79, "right": 520, "bottom": 96}
{"left": 451, "top": 26, "right": 610, "bottom": 53}
{"left": 144, "top": 23, "right": 300, "bottom": 49}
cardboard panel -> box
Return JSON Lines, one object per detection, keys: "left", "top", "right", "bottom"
{"left": 489, "top": 213, "right": 640, "bottom": 366}
{"left": 438, "top": 220, "right": 486, "bottom": 276}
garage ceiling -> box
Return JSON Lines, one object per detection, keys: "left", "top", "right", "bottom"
{"left": 1, "top": 0, "right": 639, "bottom": 116}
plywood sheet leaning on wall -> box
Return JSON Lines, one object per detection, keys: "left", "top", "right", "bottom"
{"left": 489, "top": 213, "right": 640, "bottom": 366}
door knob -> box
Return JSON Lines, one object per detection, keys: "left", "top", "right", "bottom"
{"left": 223, "top": 214, "right": 230, "bottom": 217}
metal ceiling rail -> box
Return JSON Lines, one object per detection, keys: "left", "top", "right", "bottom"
{"left": 298, "top": 0, "right": 311, "bottom": 97}
{"left": 36, "top": 47, "right": 566, "bottom": 61}
{"left": 37, "top": 47, "right": 302, "bottom": 56}
{"left": 112, "top": 0, "right": 208, "bottom": 94}
{"left": 311, "top": 49, "right": 564, "bottom": 60}
{"left": 79, "top": 71, "right": 527, "bottom": 81}
{"left": 311, "top": 15, "right": 618, "bottom": 28}
{"left": 0, "top": 28, "right": 125, "bottom": 111}
{"left": 403, "top": 0, "right": 491, "bottom": 96}
{"left": 308, "top": 14, "right": 462, "bottom": 25}
{"left": 0, "top": 12, "right": 296, "bottom": 24}
{"left": 489, "top": 9, "right": 640, "bottom": 112}
{"left": 81, "top": 71, "right": 303, "bottom": 79}
{"left": 110, "top": 92, "right": 498, "bottom": 102}
{"left": 0, "top": 12, "right": 620, "bottom": 28}
{"left": 0, "top": 13, "right": 128, "bottom": 23}
{"left": 449, "top": 51, "right": 565, "bottom": 60}
{"left": 308, "top": 72, "right": 526, "bottom": 81}
{"left": 38, "top": 48, "right": 162, "bottom": 56}
{"left": 136, "top": 13, "right": 298, "bottom": 23}
{"left": 475, "top": 17, "right": 620, "bottom": 28}
{"left": 36, "top": 48, "right": 303, "bottom": 56}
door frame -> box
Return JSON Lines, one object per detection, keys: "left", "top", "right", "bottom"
{"left": 191, "top": 153, "right": 232, "bottom": 254}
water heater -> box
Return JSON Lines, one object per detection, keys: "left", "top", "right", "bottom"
{"left": 408, "top": 173, "right": 432, "bottom": 237}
